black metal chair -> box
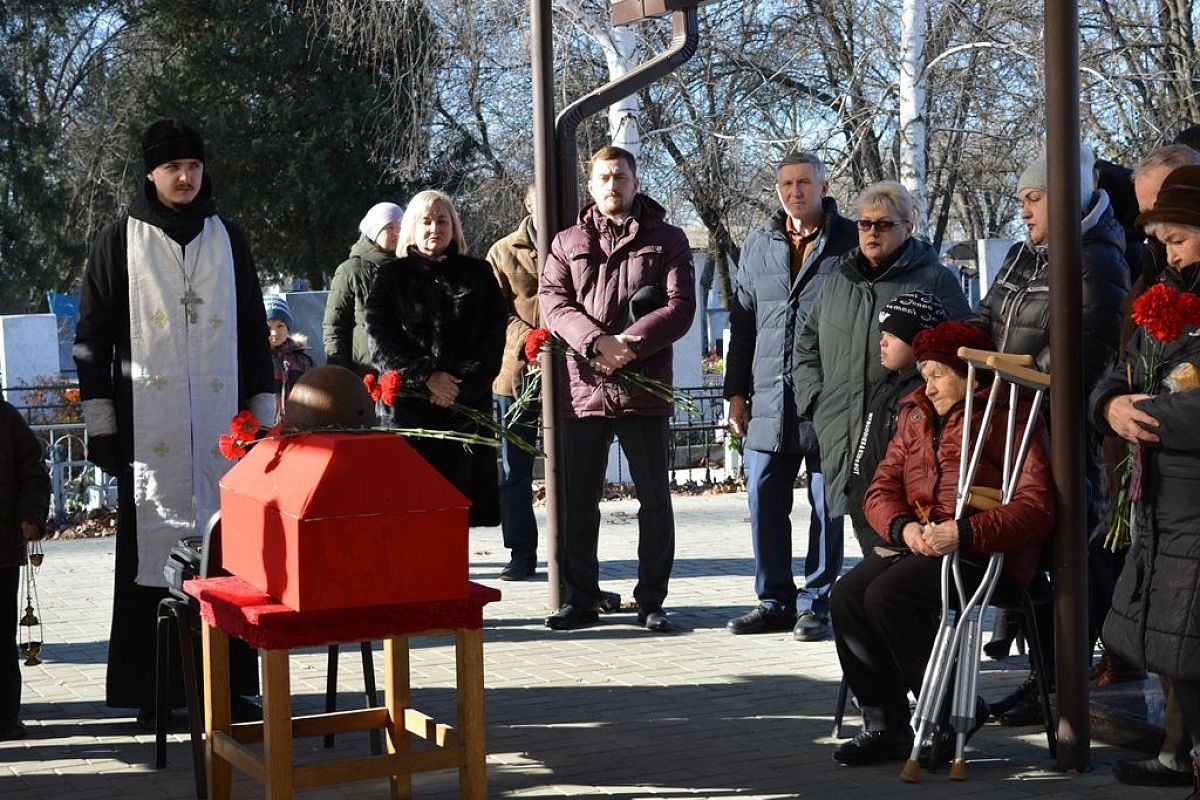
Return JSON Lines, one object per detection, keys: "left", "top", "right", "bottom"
{"left": 830, "top": 570, "right": 1057, "bottom": 758}
{"left": 323, "top": 642, "right": 381, "bottom": 754}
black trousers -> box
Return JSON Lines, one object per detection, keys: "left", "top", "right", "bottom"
{"left": 0, "top": 567, "right": 19, "bottom": 724}
{"left": 560, "top": 415, "right": 674, "bottom": 611}
{"left": 831, "top": 552, "right": 990, "bottom": 730}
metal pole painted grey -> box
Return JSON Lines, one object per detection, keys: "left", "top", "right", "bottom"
{"left": 1044, "top": 0, "right": 1090, "bottom": 772}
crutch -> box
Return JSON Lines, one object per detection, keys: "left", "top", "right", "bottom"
{"left": 901, "top": 349, "right": 1050, "bottom": 782}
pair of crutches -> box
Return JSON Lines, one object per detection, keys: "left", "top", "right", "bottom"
{"left": 900, "top": 347, "right": 1050, "bottom": 782}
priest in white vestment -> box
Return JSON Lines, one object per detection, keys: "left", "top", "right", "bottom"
{"left": 74, "top": 119, "right": 275, "bottom": 725}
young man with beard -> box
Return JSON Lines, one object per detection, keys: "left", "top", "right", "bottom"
{"left": 74, "top": 119, "right": 274, "bottom": 727}
{"left": 538, "top": 145, "right": 695, "bottom": 633}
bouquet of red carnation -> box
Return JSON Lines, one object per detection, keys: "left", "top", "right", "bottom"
{"left": 1106, "top": 283, "right": 1200, "bottom": 550}
{"left": 218, "top": 410, "right": 266, "bottom": 459}
{"left": 512, "top": 327, "right": 696, "bottom": 421}
{"left": 360, "top": 370, "right": 538, "bottom": 455}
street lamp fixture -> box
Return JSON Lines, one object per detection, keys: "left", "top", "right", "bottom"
{"left": 609, "top": 0, "right": 717, "bottom": 26}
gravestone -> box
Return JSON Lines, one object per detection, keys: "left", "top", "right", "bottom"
{"left": 283, "top": 291, "right": 329, "bottom": 365}
{"left": 0, "top": 314, "right": 61, "bottom": 412}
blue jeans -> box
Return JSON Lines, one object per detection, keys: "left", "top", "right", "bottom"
{"left": 494, "top": 394, "right": 538, "bottom": 566}
{"left": 745, "top": 447, "right": 844, "bottom": 618}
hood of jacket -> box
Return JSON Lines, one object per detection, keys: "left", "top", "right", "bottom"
{"left": 842, "top": 235, "right": 942, "bottom": 284}
{"left": 129, "top": 174, "right": 217, "bottom": 245}
{"left": 348, "top": 234, "right": 397, "bottom": 266}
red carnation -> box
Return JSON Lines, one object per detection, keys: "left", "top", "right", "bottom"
{"left": 218, "top": 434, "right": 247, "bottom": 460}
{"left": 1132, "top": 282, "right": 1200, "bottom": 343}
{"left": 230, "top": 410, "right": 261, "bottom": 439}
{"left": 363, "top": 373, "right": 382, "bottom": 402}
{"left": 524, "top": 328, "right": 551, "bottom": 362}
{"left": 380, "top": 370, "right": 403, "bottom": 406}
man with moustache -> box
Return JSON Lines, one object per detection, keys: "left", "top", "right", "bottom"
{"left": 538, "top": 145, "right": 695, "bottom": 633}
{"left": 74, "top": 119, "right": 274, "bottom": 727}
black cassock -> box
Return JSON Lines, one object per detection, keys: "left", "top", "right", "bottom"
{"left": 74, "top": 177, "right": 273, "bottom": 710}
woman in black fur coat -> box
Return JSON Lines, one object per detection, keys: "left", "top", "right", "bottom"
{"left": 365, "top": 190, "right": 506, "bottom": 520}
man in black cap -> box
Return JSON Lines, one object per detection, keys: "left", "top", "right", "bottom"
{"left": 74, "top": 118, "right": 274, "bottom": 727}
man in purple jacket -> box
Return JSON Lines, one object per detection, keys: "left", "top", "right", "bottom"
{"left": 539, "top": 145, "right": 696, "bottom": 633}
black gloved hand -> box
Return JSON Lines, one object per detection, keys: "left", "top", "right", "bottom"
{"left": 86, "top": 434, "right": 127, "bottom": 475}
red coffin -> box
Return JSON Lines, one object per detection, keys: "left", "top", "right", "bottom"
{"left": 219, "top": 432, "right": 470, "bottom": 611}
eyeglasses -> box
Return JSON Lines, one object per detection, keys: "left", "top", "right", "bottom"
{"left": 857, "top": 219, "right": 901, "bottom": 232}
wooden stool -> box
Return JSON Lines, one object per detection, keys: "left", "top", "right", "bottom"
{"left": 186, "top": 577, "right": 500, "bottom": 799}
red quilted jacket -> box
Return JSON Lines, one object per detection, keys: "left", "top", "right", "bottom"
{"left": 862, "top": 384, "right": 1055, "bottom": 586}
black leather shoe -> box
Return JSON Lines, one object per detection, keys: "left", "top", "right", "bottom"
{"left": 498, "top": 560, "right": 536, "bottom": 581}
{"left": 726, "top": 605, "right": 795, "bottom": 635}
{"left": 793, "top": 610, "right": 831, "bottom": 641}
{"left": 637, "top": 609, "right": 672, "bottom": 632}
{"left": 832, "top": 729, "right": 914, "bottom": 765}
{"left": 990, "top": 674, "right": 1042, "bottom": 720}
{"left": 1112, "top": 757, "right": 1193, "bottom": 787}
{"left": 545, "top": 604, "right": 599, "bottom": 630}
{"left": 997, "top": 689, "right": 1043, "bottom": 727}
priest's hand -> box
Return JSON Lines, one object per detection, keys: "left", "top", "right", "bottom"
{"left": 86, "top": 434, "right": 127, "bottom": 475}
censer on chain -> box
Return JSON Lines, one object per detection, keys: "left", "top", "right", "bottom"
{"left": 19, "top": 537, "right": 43, "bottom": 667}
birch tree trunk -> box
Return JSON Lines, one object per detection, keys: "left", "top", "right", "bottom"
{"left": 559, "top": 6, "right": 643, "bottom": 156}
{"left": 603, "top": 24, "right": 642, "bottom": 156}
{"left": 898, "top": 0, "right": 928, "bottom": 237}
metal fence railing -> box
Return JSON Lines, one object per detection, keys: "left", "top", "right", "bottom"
{"left": 3, "top": 382, "right": 114, "bottom": 522}
{"left": 668, "top": 384, "right": 733, "bottom": 484}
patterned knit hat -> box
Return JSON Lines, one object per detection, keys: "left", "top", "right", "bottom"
{"left": 263, "top": 295, "right": 293, "bottom": 331}
{"left": 911, "top": 321, "right": 995, "bottom": 376}
{"left": 878, "top": 290, "right": 948, "bottom": 345}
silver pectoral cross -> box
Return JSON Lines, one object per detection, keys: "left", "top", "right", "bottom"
{"left": 180, "top": 287, "right": 203, "bottom": 324}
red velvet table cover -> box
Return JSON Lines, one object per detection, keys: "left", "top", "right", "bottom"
{"left": 184, "top": 576, "right": 501, "bottom": 650}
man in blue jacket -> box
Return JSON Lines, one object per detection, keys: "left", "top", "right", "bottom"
{"left": 724, "top": 152, "right": 857, "bottom": 641}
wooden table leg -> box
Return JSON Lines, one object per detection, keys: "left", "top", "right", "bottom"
{"left": 456, "top": 628, "right": 487, "bottom": 800}
{"left": 202, "top": 622, "right": 232, "bottom": 800}
{"left": 261, "top": 649, "right": 294, "bottom": 799}
{"left": 383, "top": 636, "right": 411, "bottom": 800}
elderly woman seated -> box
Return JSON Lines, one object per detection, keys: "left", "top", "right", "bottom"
{"left": 829, "top": 321, "right": 1056, "bottom": 766}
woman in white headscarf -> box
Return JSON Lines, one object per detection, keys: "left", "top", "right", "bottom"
{"left": 322, "top": 202, "right": 404, "bottom": 376}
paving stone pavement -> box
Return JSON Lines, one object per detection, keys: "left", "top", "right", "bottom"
{"left": 0, "top": 492, "right": 1168, "bottom": 799}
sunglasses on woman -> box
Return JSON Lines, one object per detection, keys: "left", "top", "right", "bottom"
{"left": 857, "top": 219, "right": 900, "bottom": 232}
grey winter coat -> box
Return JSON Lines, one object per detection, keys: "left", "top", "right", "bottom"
{"left": 323, "top": 235, "right": 394, "bottom": 377}
{"left": 1091, "top": 262, "right": 1200, "bottom": 681}
{"left": 971, "top": 190, "right": 1129, "bottom": 386}
{"left": 793, "top": 238, "right": 970, "bottom": 517}
{"left": 539, "top": 195, "right": 695, "bottom": 418}
{"left": 723, "top": 199, "right": 858, "bottom": 453}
